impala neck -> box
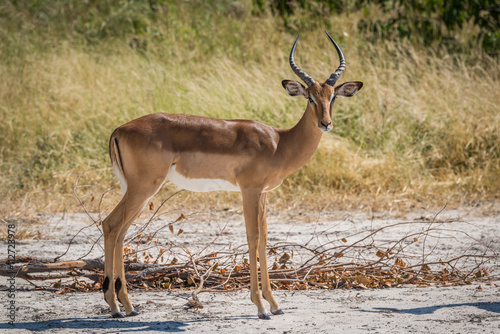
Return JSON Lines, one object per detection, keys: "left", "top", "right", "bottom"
{"left": 277, "top": 105, "right": 323, "bottom": 175}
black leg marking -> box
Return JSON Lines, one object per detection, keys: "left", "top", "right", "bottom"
{"left": 103, "top": 277, "right": 110, "bottom": 294}
{"left": 115, "top": 277, "right": 122, "bottom": 294}
{"left": 115, "top": 278, "right": 123, "bottom": 304}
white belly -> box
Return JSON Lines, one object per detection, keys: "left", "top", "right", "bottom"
{"left": 166, "top": 164, "right": 240, "bottom": 193}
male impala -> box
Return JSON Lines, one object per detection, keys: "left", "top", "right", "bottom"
{"left": 101, "top": 32, "right": 363, "bottom": 319}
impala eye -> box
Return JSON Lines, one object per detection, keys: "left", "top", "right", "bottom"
{"left": 308, "top": 96, "right": 315, "bottom": 104}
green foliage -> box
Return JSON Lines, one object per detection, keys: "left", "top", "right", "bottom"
{"left": 253, "top": 0, "right": 362, "bottom": 32}
{"left": 253, "top": 0, "right": 499, "bottom": 55}
{"left": 359, "top": 0, "right": 500, "bottom": 55}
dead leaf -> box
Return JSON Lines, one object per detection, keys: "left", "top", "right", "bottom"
{"left": 169, "top": 225, "right": 174, "bottom": 234}
{"left": 186, "top": 299, "right": 203, "bottom": 309}
{"left": 395, "top": 258, "right": 406, "bottom": 267}
{"left": 177, "top": 229, "right": 184, "bottom": 236}
{"left": 341, "top": 238, "right": 347, "bottom": 243}
{"left": 174, "top": 214, "right": 186, "bottom": 223}
{"left": 279, "top": 253, "right": 290, "bottom": 264}
{"left": 187, "top": 276, "right": 196, "bottom": 286}
{"left": 357, "top": 283, "right": 368, "bottom": 290}
{"left": 421, "top": 264, "right": 431, "bottom": 272}
{"left": 149, "top": 201, "right": 154, "bottom": 211}
{"left": 355, "top": 276, "right": 372, "bottom": 286}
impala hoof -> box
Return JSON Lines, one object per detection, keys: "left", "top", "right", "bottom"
{"left": 272, "top": 309, "right": 284, "bottom": 315}
{"left": 127, "top": 310, "right": 139, "bottom": 317}
{"left": 112, "top": 312, "right": 125, "bottom": 318}
{"left": 258, "top": 313, "right": 271, "bottom": 320}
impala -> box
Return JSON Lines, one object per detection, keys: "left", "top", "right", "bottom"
{"left": 101, "top": 31, "right": 363, "bottom": 320}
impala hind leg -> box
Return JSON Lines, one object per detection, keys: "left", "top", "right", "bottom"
{"left": 102, "top": 200, "right": 127, "bottom": 318}
{"left": 113, "top": 208, "right": 144, "bottom": 317}
{"left": 102, "top": 181, "right": 165, "bottom": 318}
{"left": 257, "top": 193, "right": 283, "bottom": 315}
{"left": 242, "top": 189, "right": 270, "bottom": 320}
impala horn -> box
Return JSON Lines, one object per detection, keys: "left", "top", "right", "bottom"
{"left": 289, "top": 35, "right": 315, "bottom": 87}
{"left": 324, "top": 31, "right": 346, "bottom": 87}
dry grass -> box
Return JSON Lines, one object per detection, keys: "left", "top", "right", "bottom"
{"left": 0, "top": 1, "right": 499, "bottom": 217}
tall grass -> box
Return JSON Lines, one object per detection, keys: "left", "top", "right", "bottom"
{"left": 0, "top": 1, "right": 499, "bottom": 216}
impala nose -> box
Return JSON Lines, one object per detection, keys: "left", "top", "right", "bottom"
{"left": 320, "top": 121, "right": 332, "bottom": 132}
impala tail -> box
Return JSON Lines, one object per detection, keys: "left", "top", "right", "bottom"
{"left": 109, "top": 132, "right": 127, "bottom": 198}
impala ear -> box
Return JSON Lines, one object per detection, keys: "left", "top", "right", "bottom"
{"left": 282, "top": 80, "right": 306, "bottom": 98}
{"left": 334, "top": 81, "right": 363, "bottom": 97}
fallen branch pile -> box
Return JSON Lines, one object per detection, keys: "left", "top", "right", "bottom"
{"left": 1, "top": 184, "right": 497, "bottom": 297}
{"left": 1, "top": 215, "right": 497, "bottom": 295}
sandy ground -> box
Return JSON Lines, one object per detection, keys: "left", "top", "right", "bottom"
{"left": 1, "top": 205, "right": 499, "bottom": 333}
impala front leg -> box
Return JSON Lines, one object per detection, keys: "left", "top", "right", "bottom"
{"left": 258, "top": 193, "right": 284, "bottom": 315}
{"left": 242, "top": 188, "right": 270, "bottom": 320}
